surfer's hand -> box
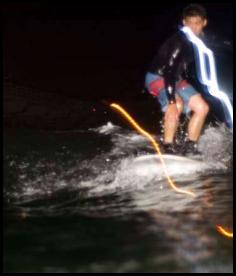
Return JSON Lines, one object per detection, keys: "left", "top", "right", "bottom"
{"left": 165, "top": 103, "right": 179, "bottom": 121}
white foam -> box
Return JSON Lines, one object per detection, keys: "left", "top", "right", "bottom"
{"left": 77, "top": 123, "right": 231, "bottom": 198}
{"left": 89, "top": 121, "right": 121, "bottom": 135}
{"left": 198, "top": 123, "right": 232, "bottom": 163}
{"left": 78, "top": 153, "right": 210, "bottom": 198}
{"left": 10, "top": 123, "right": 232, "bottom": 203}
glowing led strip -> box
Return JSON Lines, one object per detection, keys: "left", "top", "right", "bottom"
{"left": 181, "top": 26, "right": 233, "bottom": 131}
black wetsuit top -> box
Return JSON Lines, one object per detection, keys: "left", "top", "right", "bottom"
{"left": 148, "top": 30, "right": 195, "bottom": 104}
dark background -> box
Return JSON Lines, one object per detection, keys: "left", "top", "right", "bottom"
{"left": 3, "top": 2, "right": 233, "bottom": 102}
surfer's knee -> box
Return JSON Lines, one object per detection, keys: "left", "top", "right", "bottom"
{"left": 164, "top": 107, "right": 180, "bottom": 125}
{"left": 189, "top": 95, "right": 209, "bottom": 117}
{"left": 195, "top": 101, "right": 209, "bottom": 117}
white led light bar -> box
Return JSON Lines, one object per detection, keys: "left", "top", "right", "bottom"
{"left": 181, "top": 26, "right": 233, "bottom": 131}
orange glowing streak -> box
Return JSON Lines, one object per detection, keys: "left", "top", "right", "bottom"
{"left": 110, "top": 103, "right": 195, "bottom": 197}
{"left": 216, "top": 225, "right": 233, "bottom": 238}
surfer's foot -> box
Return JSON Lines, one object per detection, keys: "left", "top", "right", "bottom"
{"left": 182, "top": 140, "right": 200, "bottom": 156}
{"left": 162, "top": 143, "right": 178, "bottom": 154}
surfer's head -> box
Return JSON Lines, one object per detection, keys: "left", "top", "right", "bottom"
{"left": 182, "top": 4, "right": 208, "bottom": 36}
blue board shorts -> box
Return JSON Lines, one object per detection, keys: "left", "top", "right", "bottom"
{"left": 145, "top": 72, "right": 199, "bottom": 114}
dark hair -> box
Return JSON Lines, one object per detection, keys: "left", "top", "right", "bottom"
{"left": 182, "top": 4, "right": 207, "bottom": 19}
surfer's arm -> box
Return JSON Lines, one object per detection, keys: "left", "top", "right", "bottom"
{"left": 163, "top": 45, "right": 185, "bottom": 104}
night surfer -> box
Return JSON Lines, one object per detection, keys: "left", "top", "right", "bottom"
{"left": 145, "top": 4, "right": 210, "bottom": 155}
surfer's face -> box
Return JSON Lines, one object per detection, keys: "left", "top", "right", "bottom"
{"left": 183, "top": 16, "right": 207, "bottom": 36}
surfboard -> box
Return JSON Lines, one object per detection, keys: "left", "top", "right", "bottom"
{"left": 135, "top": 154, "right": 203, "bottom": 163}
{"left": 132, "top": 154, "right": 206, "bottom": 177}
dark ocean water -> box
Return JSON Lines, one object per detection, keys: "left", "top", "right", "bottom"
{"left": 4, "top": 121, "right": 233, "bottom": 273}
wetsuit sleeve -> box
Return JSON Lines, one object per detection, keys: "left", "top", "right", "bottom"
{"left": 163, "top": 43, "right": 185, "bottom": 104}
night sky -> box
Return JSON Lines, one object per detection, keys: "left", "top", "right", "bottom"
{"left": 3, "top": 2, "right": 233, "bottom": 101}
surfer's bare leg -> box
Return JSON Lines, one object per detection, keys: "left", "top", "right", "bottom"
{"left": 164, "top": 95, "right": 183, "bottom": 143}
{"left": 187, "top": 94, "right": 209, "bottom": 141}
